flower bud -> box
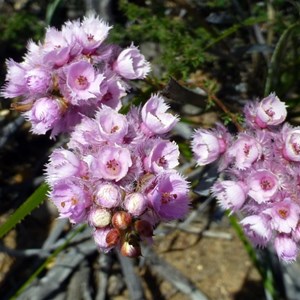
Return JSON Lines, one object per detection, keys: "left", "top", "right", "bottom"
{"left": 134, "top": 220, "right": 153, "bottom": 237}
{"left": 106, "top": 228, "right": 121, "bottom": 247}
{"left": 120, "top": 241, "right": 141, "bottom": 257}
{"left": 94, "top": 183, "right": 122, "bottom": 208}
{"left": 123, "top": 193, "right": 147, "bottom": 216}
{"left": 89, "top": 208, "right": 111, "bottom": 228}
{"left": 112, "top": 211, "right": 132, "bottom": 230}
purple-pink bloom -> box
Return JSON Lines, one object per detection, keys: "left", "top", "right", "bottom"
{"left": 274, "top": 234, "right": 298, "bottom": 262}
{"left": 255, "top": 93, "right": 287, "bottom": 128}
{"left": 24, "top": 97, "right": 62, "bottom": 135}
{"left": 90, "top": 145, "right": 132, "bottom": 181}
{"left": 282, "top": 125, "right": 300, "bottom": 162}
{"left": 191, "top": 126, "right": 227, "bottom": 166}
{"left": 146, "top": 172, "right": 189, "bottom": 220}
{"left": 240, "top": 215, "right": 272, "bottom": 246}
{"left": 95, "top": 106, "right": 128, "bottom": 143}
{"left": 114, "top": 43, "right": 151, "bottom": 79}
{"left": 141, "top": 94, "right": 178, "bottom": 135}
{"left": 247, "top": 169, "right": 279, "bottom": 203}
{"left": 211, "top": 180, "right": 248, "bottom": 212}
{"left": 49, "top": 179, "right": 91, "bottom": 223}
{"left": 66, "top": 60, "right": 106, "bottom": 104}
{"left": 228, "top": 133, "right": 262, "bottom": 169}
{"left": 46, "top": 148, "right": 88, "bottom": 184}
{"left": 144, "top": 140, "right": 179, "bottom": 173}
{"left": 78, "top": 14, "right": 112, "bottom": 54}
{"left": 262, "top": 198, "right": 300, "bottom": 233}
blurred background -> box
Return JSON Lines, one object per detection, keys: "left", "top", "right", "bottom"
{"left": 1, "top": 1, "right": 300, "bottom": 299}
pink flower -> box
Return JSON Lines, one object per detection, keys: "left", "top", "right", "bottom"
{"left": 24, "top": 67, "right": 51, "bottom": 94}
{"left": 191, "top": 126, "right": 227, "bottom": 166}
{"left": 24, "top": 97, "right": 63, "bottom": 135}
{"left": 255, "top": 93, "right": 287, "bottom": 128}
{"left": 94, "top": 183, "right": 122, "bottom": 208}
{"left": 228, "top": 133, "right": 262, "bottom": 169}
{"left": 274, "top": 234, "right": 298, "bottom": 262}
{"left": 262, "top": 198, "right": 300, "bottom": 233}
{"left": 90, "top": 145, "right": 132, "bottom": 181}
{"left": 114, "top": 43, "right": 151, "bottom": 79}
{"left": 66, "top": 61, "right": 106, "bottom": 104}
{"left": 144, "top": 140, "right": 179, "bottom": 173}
{"left": 49, "top": 179, "right": 91, "bottom": 223}
{"left": 282, "top": 126, "right": 300, "bottom": 162}
{"left": 146, "top": 172, "right": 189, "bottom": 220}
{"left": 78, "top": 14, "right": 112, "bottom": 54}
{"left": 46, "top": 148, "right": 88, "bottom": 184}
{"left": 95, "top": 106, "right": 128, "bottom": 143}
{"left": 211, "top": 180, "right": 248, "bottom": 212}
{"left": 240, "top": 215, "right": 272, "bottom": 246}
{"left": 141, "top": 94, "right": 178, "bottom": 135}
{"left": 247, "top": 169, "right": 279, "bottom": 203}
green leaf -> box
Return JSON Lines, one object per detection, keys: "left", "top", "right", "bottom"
{"left": 264, "top": 22, "right": 300, "bottom": 96}
{"left": 0, "top": 183, "right": 49, "bottom": 239}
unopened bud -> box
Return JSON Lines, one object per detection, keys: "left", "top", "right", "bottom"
{"left": 89, "top": 208, "right": 111, "bottom": 228}
{"left": 134, "top": 220, "right": 153, "bottom": 237}
{"left": 120, "top": 241, "right": 141, "bottom": 258}
{"left": 112, "top": 211, "right": 132, "bottom": 230}
{"left": 124, "top": 192, "right": 147, "bottom": 216}
{"left": 106, "top": 228, "right": 121, "bottom": 247}
{"left": 94, "top": 183, "right": 122, "bottom": 208}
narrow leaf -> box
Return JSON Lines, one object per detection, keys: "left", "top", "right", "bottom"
{"left": 0, "top": 183, "right": 49, "bottom": 239}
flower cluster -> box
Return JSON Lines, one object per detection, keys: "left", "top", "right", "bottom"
{"left": 1, "top": 15, "right": 150, "bottom": 138}
{"left": 191, "top": 93, "right": 300, "bottom": 262}
{"left": 46, "top": 95, "right": 189, "bottom": 257}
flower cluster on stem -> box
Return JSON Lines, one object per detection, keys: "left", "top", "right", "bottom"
{"left": 191, "top": 93, "right": 300, "bottom": 262}
{"left": 46, "top": 95, "right": 189, "bottom": 256}
{"left": 1, "top": 14, "right": 150, "bottom": 138}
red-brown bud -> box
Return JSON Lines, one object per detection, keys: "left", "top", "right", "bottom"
{"left": 112, "top": 211, "right": 132, "bottom": 230}
{"left": 106, "top": 228, "right": 121, "bottom": 247}
{"left": 120, "top": 241, "right": 141, "bottom": 258}
{"left": 134, "top": 220, "right": 153, "bottom": 237}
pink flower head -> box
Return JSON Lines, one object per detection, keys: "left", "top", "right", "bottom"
{"left": 50, "top": 179, "right": 91, "bottom": 223}
{"left": 1, "top": 60, "right": 28, "bottom": 98}
{"left": 66, "top": 61, "right": 106, "bottom": 104}
{"left": 255, "top": 93, "right": 287, "bottom": 128}
{"left": 247, "top": 169, "right": 279, "bottom": 203}
{"left": 90, "top": 145, "right": 132, "bottom": 181}
{"left": 141, "top": 94, "right": 178, "bottom": 135}
{"left": 263, "top": 198, "right": 300, "bottom": 233}
{"left": 114, "top": 43, "right": 151, "bottom": 79}
{"left": 211, "top": 180, "right": 248, "bottom": 212}
{"left": 146, "top": 172, "right": 189, "bottom": 220}
{"left": 46, "top": 148, "right": 88, "bottom": 184}
{"left": 123, "top": 192, "right": 148, "bottom": 216}
{"left": 192, "top": 126, "right": 227, "bottom": 166}
{"left": 144, "top": 140, "right": 179, "bottom": 173}
{"left": 93, "top": 227, "right": 113, "bottom": 253}
{"left": 282, "top": 126, "right": 300, "bottom": 162}
{"left": 240, "top": 215, "right": 272, "bottom": 246}
{"left": 95, "top": 106, "right": 128, "bottom": 143}
{"left": 24, "top": 97, "right": 63, "bottom": 135}
{"left": 43, "top": 27, "right": 72, "bottom": 67}
{"left": 94, "top": 183, "right": 122, "bottom": 208}
{"left": 79, "top": 14, "right": 112, "bottom": 53}
{"left": 228, "top": 133, "right": 262, "bottom": 169}
{"left": 24, "top": 67, "right": 51, "bottom": 94}
{"left": 274, "top": 234, "right": 298, "bottom": 262}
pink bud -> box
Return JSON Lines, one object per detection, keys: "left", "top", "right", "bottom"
{"left": 89, "top": 208, "right": 111, "bottom": 228}
{"left": 120, "top": 241, "right": 141, "bottom": 257}
{"left": 106, "top": 228, "right": 121, "bottom": 247}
